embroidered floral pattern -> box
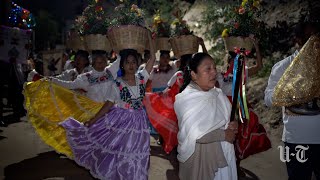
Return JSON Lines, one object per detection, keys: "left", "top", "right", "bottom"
{"left": 115, "top": 72, "right": 146, "bottom": 110}
{"left": 86, "top": 70, "right": 113, "bottom": 85}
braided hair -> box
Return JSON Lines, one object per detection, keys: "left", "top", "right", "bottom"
{"left": 179, "top": 52, "right": 212, "bottom": 92}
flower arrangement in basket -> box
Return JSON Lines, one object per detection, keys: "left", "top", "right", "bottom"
{"left": 74, "top": 0, "right": 110, "bottom": 51}
{"left": 170, "top": 8, "right": 198, "bottom": 58}
{"left": 108, "top": 3, "right": 150, "bottom": 53}
{"left": 221, "top": 0, "right": 261, "bottom": 51}
{"left": 151, "top": 10, "right": 171, "bottom": 51}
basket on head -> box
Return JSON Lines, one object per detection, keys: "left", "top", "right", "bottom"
{"left": 223, "top": 36, "right": 253, "bottom": 51}
{"left": 170, "top": 35, "right": 199, "bottom": 58}
{"left": 66, "top": 34, "right": 86, "bottom": 51}
{"left": 84, "top": 34, "right": 112, "bottom": 52}
{"left": 156, "top": 37, "right": 171, "bottom": 51}
{"left": 107, "top": 25, "right": 149, "bottom": 54}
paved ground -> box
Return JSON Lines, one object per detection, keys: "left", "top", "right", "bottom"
{"left": 0, "top": 114, "right": 288, "bottom": 180}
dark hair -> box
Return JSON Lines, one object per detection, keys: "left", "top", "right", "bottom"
{"left": 92, "top": 53, "right": 107, "bottom": 66}
{"left": 119, "top": 49, "right": 139, "bottom": 76}
{"left": 179, "top": 52, "right": 212, "bottom": 92}
{"left": 294, "top": 20, "right": 320, "bottom": 41}
{"left": 179, "top": 54, "right": 192, "bottom": 71}
{"left": 75, "top": 50, "right": 90, "bottom": 66}
{"left": 160, "top": 50, "right": 170, "bottom": 57}
{"left": 227, "top": 51, "right": 237, "bottom": 64}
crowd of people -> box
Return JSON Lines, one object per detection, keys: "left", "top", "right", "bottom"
{"left": 2, "top": 17, "right": 318, "bottom": 180}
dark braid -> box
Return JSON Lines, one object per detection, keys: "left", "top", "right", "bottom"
{"left": 179, "top": 54, "right": 192, "bottom": 71}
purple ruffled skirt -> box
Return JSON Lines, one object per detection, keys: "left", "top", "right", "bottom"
{"left": 60, "top": 107, "right": 150, "bottom": 180}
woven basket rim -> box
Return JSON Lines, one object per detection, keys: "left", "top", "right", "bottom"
{"left": 170, "top": 34, "right": 197, "bottom": 39}
{"left": 108, "top": 25, "right": 148, "bottom": 33}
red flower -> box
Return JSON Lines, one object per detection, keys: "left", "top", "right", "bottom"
{"left": 84, "top": 24, "right": 90, "bottom": 30}
{"left": 152, "top": 32, "right": 157, "bottom": 39}
{"left": 234, "top": 47, "right": 241, "bottom": 54}
{"left": 234, "top": 22, "right": 239, "bottom": 29}
{"left": 238, "top": 7, "right": 245, "bottom": 14}
{"left": 124, "top": 103, "right": 130, "bottom": 109}
{"left": 95, "top": 6, "right": 103, "bottom": 12}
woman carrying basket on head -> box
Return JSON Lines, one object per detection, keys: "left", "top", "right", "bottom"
{"left": 60, "top": 33, "right": 156, "bottom": 179}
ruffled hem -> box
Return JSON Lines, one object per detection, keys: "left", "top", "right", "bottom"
{"left": 61, "top": 107, "right": 150, "bottom": 179}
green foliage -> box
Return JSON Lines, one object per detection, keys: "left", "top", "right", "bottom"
{"left": 109, "top": 3, "right": 146, "bottom": 27}
{"left": 201, "top": 3, "right": 229, "bottom": 39}
{"left": 208, "top": 38, "right": 226, "bottom": 66}
{"left": 75, "top": 1, "right": 109, "bottom": 35}
{"left": 151, "top": 11, "right": 171, "bottom": 37}
{"left": 171, "top": 8, "right": 193, "bottom": 37}
{"left": 142, "top": 0, "right": 175, "bottom": 23}
{"left": 224, "top": 0, "right": 262, "bottom": 37}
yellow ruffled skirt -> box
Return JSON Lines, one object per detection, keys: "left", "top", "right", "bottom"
{"left": 23, "top": 80, "right": 103, "bottom": 158}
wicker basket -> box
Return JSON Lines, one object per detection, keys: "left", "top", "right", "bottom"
{"left": 170, "top": 35, "right": 199, "bottom": 58}
{"left": 156, "top": 37, "right": 171, "bottom": 51}
{"left": 223, "top": 36, "right": 253, "bottom": 51}
{"left": 107, "top": 25, "right": 149, "bottom": 53}
{"left": 66, "top": 33, "right": 86, "bottom": 50}
{"left": 84, "top": 34, "right": 111, "bottom": 52}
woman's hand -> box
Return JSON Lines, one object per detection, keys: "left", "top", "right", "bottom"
{"left": 197, "top": 36, "right": 208, "bottom": 53}
{"left": 224, "top": 129, "right": 236, "bottom": 143}
{"left": 84, "top": 118, "right": 96, "bottom": 127}
{"left": 197, "top": 37, "right": 204, "bottom": 45}
{"left": 228, "top": 121, "right": 238, "bottom": 134}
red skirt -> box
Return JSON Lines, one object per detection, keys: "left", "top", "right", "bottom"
{"left": 143, "top": 82, "right": 180, "bottom": 154}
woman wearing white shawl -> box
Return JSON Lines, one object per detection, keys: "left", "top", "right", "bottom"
{"left": 174, "top": 53, "right": 238, "bottom": 180}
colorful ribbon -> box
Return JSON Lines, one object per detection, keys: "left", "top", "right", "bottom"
{"left": 230, "top": 50, "right": 250, "bottom": 122}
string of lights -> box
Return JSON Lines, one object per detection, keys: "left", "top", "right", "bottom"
{"left": 8, "top": 2, "right": 36, "bottom": 29}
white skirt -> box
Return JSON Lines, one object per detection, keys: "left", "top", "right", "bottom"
{"left": 214, "top": 141, "right": 238, "bottom": 180}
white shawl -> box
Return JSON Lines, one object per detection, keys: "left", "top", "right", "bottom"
{"left": 174, "top": 84, "right": 231, "bottom": 162}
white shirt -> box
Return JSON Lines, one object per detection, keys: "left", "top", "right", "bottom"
{"left": 63, "top": 59, "right": 74, "bottom": 71}
{"left": 110, "top": 69, "right": 149, "bottom": 109}
{"left": 55, "top": 66, "right": 92, "bottom": 81}
{"left": 149, "top": 61, "right": 178, "bottom": 90}
{"left": 27, "top": 69, "right": 39, "bottom": 82}
{"left": 167, "top": 71, "right": 184, "bottom": 87}
{"left": 264, "top": 50, "right": 320, "bottom": 144}
{"left": 51, "top": 58, "right": 120, "bottom": 102}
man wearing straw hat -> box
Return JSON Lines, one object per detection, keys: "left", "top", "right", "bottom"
{"left": 264, "top": 19, "right": 320, "bottom": 180}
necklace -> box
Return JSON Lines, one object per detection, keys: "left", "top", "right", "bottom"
{"left": 115, "top": 72, "right": 146, "bottom": 109}
{"left": 120, "top": 77, "right": 140, "bottom": 98}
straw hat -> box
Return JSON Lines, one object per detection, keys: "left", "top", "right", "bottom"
{"left": 273, "top": 34, "right": 320, "bottom": 107}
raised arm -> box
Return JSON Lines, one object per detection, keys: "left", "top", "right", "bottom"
{"left": 84, "top": 100, "right": 114, "bottom": 127}
{"left": 198, "top": 37, "right": 208, "bottom": 54}
{"left": 144, "top": 32, "right": 156, "bottom": 74}
{"left": 247, "top": 37, "right": 263, "bottom": 77}
{"left": 106, "top": 54, "right": 121, "bottom": 80}
{"left": 50, "top": 74, "right": 89, "bottom": 90}
{"left": 54, "top": 70, "right": 71, "bottom": 81}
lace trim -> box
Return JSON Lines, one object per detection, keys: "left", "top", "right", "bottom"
{"left": 103, "top": 124, "right": 150, "bottom": 133}
{"left": 65, "top": 129, "right": 149, "bottom": 179}
{"left": 49, "top": 82, "right": 65, "bottom": 120}
{"left": 72, "top": 92, "right": 95, "bottom": 117}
